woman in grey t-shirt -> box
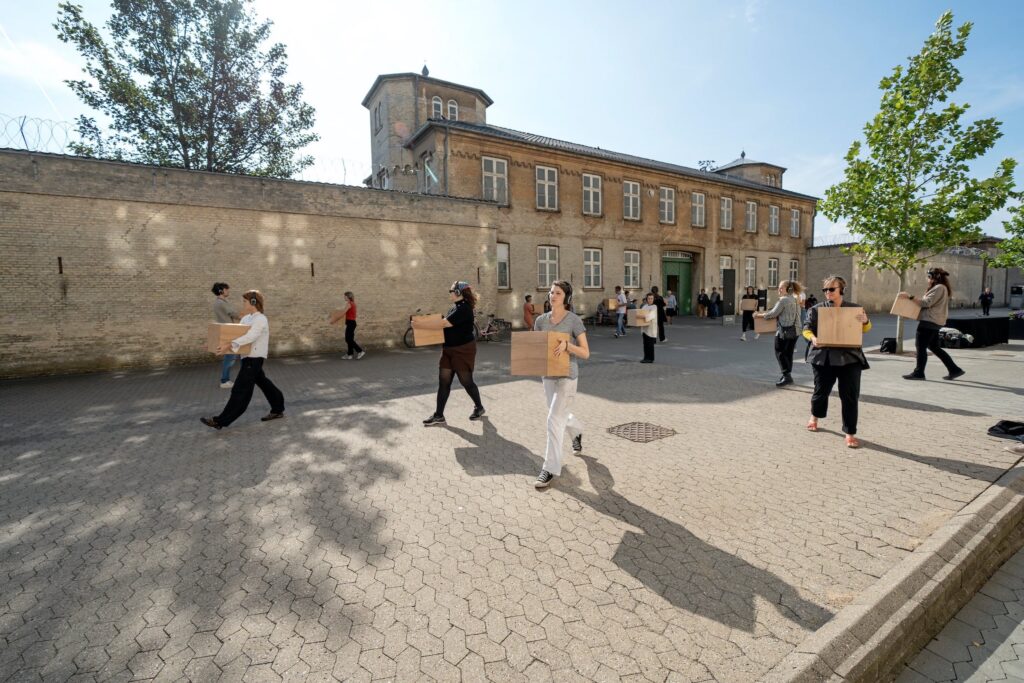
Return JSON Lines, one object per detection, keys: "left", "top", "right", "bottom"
{"left": 532, "top": 280, "right": 590, "bottom": 489}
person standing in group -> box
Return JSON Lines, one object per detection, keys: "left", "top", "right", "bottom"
{"left": 803, "top": 276, "right": 871, "bottom": 448}
{"left": 533, "top": 280, "right": 590, "bottom": 489}
{"left": 212, "top": 282, "right": 239, "bottom": 388}
{"left": 756, "top": 280, "right": 803, "bottom": 386}
{"left": 665, "top": 290, "right": 678, "bottom": 325}
{"left": 979, "top": 287, "right": 994, "bottom": 316}
{"left": 414, "top": 281, "right": 486, "bottom": 426}
{"left": 333, "top": 291, "right": 364, "bottom": 360}
{"left": 697, "top": 289, "right": 709, "bottom": 318}
{"left": 640, "top": 293, "right": 658, "bottom": 363}
{"left": 899, "top": 267, "right": 965, "bottom": 381}
{"left": 650, "top": 286, "right": 667, "bottom": 341}
{"left": 803, "top": 292, "right": 818, "bottom": 323}
{"left": 614, "top": 285, "right": 628, "bottom": 338}
{"left": 523, "top": 294, "right": 535, "bottom": 330}
{"left": 709, "top": 287, "right": 722, "bottom": 318}
{"left": 201, "top": 290, "right": 285, "bottom": 429}
{"left": 740, "top": 286, "right": 758, "bottom": 341}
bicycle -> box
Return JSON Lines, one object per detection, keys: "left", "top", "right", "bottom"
{"left": 402, "top": 308, "right": 423, "bottom": 348}
{"left": 476, "top": 313, "right": 511, "bottom": 343}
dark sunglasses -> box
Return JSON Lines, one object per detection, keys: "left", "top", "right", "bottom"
{"left": 449, "top": 289, "right": 459, "bottom": 293}
{"left": 822, "top": 287, "right": 838, "bottom": 293}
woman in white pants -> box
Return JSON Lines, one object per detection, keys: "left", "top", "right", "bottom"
{"left": 532, "top": 280, "right": 590, "bottom": 489}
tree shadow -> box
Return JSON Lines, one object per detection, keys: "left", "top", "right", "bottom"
{"left": 859, "top": 441, "right": 1021, "bottom": 484}
{"left": 449, "top": 423, "right": 833, "bottom": 633}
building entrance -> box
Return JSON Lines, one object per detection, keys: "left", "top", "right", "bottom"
{"left": 662, "top": 252, "right": 693, "bottom": 315}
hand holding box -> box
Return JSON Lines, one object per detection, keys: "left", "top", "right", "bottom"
{"left": 628, "top": 309, "right": 654, "bottom": 327}
{"left": 510, "top": 331, "right": 570, "bottom": 376}
{"left": 816, "top": 307, "right": 864, "bottom": 348}
{"left": 889, "top": 295, "right": 920, "bottom": 320}
{"left": 208, "top": 323, "right": 252, "bottom": 355}
{"left": 753, "top": 316, "right": 776, "bottom": 335}
{"left": 410, "top": 315, "right": 445, "bottom": 346}
{"left": 740, "top": 299, "right": 757, "bottom": 312}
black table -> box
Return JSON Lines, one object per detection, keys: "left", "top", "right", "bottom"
{"left": 944, "top": 317, "right": 1009, "bottom": 347}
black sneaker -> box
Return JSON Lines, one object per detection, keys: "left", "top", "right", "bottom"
{"left": 775, "top": 374, "right": 793, "bottom": 387}
{"left": 572, "top": 435, "right": 583, "bottom": 455}
{"left": 423, "top": 414, "right": 446, "bottom": 427}
{"left": 943, "top": 369, "right": 965, "bottom": 381}
{"left": 469, "top": 406, "right": 486, "bottom": 421}
{"left": 902, "top": 373, "right": 925, "bottom": 380}
{"left": 534, "top": 470, "right": 554, "bottom": 489}
{"left": 200, "top": 417, "right": 222, "bottom": 430}
{"left": 261, "top": 412, "right": 285, "bottom": 422}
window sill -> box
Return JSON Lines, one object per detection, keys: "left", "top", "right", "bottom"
{"left": 582, "top": 287, "right": 604, "bottom": 291}
{"left": 583, "top": 213, "right": 604, "bottom": 218}
{"left": 536, "top": 207, "right": 560, "bottom": 213}
{"left": 659, "top": 221, "right": 676, "bottom": 226}
{"left": 692, "top": 224, "right": 707, "bottom": 229}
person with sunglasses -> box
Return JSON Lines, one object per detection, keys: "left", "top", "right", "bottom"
{"left": 898, "top": 267, "right": 965, "bottom": 381}
{"left": 413, "top": 281, "right": 486, "bottom": 426}
{"left": 803, "top": 275, "right": 871, "bottom": 448}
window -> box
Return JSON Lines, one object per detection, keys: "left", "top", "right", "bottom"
{"left": 623, "top": 181, "right": 640, "bottom": 220}
{"left": 583, "top": 174, "right": 602, "bottom": 215}
{"left": 720, "top": 197, "right": 733, "bottom": 230}
{"left": 537, "top": 246, "right": 558, "bottom": 288}
{"left": 536, "top": 165, "right": 558, "bottom": 210}
{"left": 719, "top": 255, "right": 732, "bottom": 287}
{"left": 791, "top": 209, "right": 801, "bottom": 237}
{"left": 447, "top": 99, "right": 458, "bottom": 121}
{"left": 584, "top": 248, "right": 602, "bottom": 288}
{"left": 745, "top": 257, "right": 756, "bottom": 287}
{"left": 789, "top": 259, "right": 799, "bottom": 283}
{"left": 497, "top": 243, "right": 510, "bottom": 289}
{"left": 373, "top": 103, "right": 383, "bottom": 134}
{"left": 745, "top": 201, "right": 757, "bottom": 232}
{"left": 769, "top": 205, "right": 780, "bottom": 235}
{"left": 482, "top": 157, "right": 508, "bottom": 205}
{"left": 659, "top": 187, "right": 675, "bottom": 224}
{"left": 691, "top": 192, "right": 705, "bottom": 227}
{"left": 431, "top": 96, "right": 442, "bottom": 118}
{"left": 768, "top": 258, "right": 779, "bottom": 287}
{"left": 376, "top": 168, "right": 388, "bottom": 189}
{"left": 624, "top": 250, "right": 640, "bottom": 289}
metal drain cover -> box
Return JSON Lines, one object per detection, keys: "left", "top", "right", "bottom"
{"left": 607, "top": 422, "right": 676, "bottom": 443}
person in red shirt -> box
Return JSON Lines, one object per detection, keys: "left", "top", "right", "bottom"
{"left": 523, "top": 294, "right": 535, "bottom": 329}
{"left": 330, "top": 291, "right": 365, "bottom": 359}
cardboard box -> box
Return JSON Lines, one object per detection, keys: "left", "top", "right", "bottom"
{"left": 532, "top": 303, "right": 545, "bottom": 315}
{"left": 510, "top": 331, "right": 570, "bottom": 377}
{"left": 208, "top": 323, "right": 252, "bottom": 355}
{"left": 411, "top": 315, "right": 445, "bottom": 346}
{"left": 753, "top": 316, "right": 777, "bottom": 335}
{"left": 740, "top": 298, "right": 758, "bottom": 312}
{"left": 628, "top": 309, "right": 655, "bottom": 327}
{"left": 890, "top": 296, "right": 921, "bottom": 320}
{"left": 816, "top": 307, "right": 864, "bottom": 348}
{"left": 607, "top": 297, "right": 620, "bottom": 311}
{"left": 328, "top": 309, "right": 346, "bottom": 325}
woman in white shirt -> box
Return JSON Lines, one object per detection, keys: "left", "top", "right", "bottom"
{"left": 201, "top": 290, "right": 285, "bottom": 429}
{"left": 640, "top": 293, "right": 658, "bottom": 363}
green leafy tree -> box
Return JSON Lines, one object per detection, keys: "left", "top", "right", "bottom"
{"left": 56, "top": 0, "right": 318, "bottom": 177}
{"left": 985, "top": 198, "right": 1024, "bottom": 270}
{"left": 820, "top": 11, "right": 1016, "bottom": 351}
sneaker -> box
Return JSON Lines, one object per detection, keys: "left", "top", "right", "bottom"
{"left": 572, "top": 435, "right": 583, "bottom": 455}
{"left": 423, "top": 414, "right": 446, "bottom": 427}
{"left": 1005, "top": 442, "right": 1024, "bottom": 455}
{"left": 200, "top": 417, "right": 222, "bottom": 430}
{"left": 261, "top": 412, "right": 284, "bottom": 422}
{"left": 903, "top": 373, "right": 925, "bottom": 380}
{"left": 755, "top": 333, "right": 760, "bottom": 340}
{"left": 775, "top": 374, "right": 793, "bottom": 387}
{"left": 356, "top": 351, "right": 366, "bottom": 360}
{"left": 943, "top": 368, "right": 965, "bottom": 381}
{"left": 614, "top": 333, "right": 620, "bottom": 338}
{"left": 469, "top": 406, "right": 486, "bottom": 421}
{"left": 534, "top": 470, "right": 554, "bottom": 488}
{"left": 341, "top": 354, "right": 353, "bottom": 360}
{"left": 740, "top": 335, "right": 747, "bottom": 342}
{"left": 640, "top": 359, "right": 653, "bottom": 364}
{"left": 220, "top": 381, "right": 234, "bottom": 389}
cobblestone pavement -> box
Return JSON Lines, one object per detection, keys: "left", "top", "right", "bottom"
{"left": 897, "top": 547, "right": 1024, "bottom": 683}
{"left": 2, "top": 315, "right": 1022, "bottom": 682}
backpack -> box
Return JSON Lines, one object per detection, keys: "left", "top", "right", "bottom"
{"left": 879, "top": 337, "right": 897, "bottom": 354}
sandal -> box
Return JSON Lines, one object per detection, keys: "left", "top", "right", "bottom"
{"left": 806, "top": 419, "right": 818, "bottom": 432}
{"left": 845, "top": 435, "right": 861, "bottom": 449}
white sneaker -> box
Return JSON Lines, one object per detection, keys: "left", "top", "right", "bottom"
{"left": 220, "top": 381, "right": 234, "bottom": 389}
{"left": 356, "top": 351, "right": 365, "bottom": 359}
{"left": 740, "top": 335, "right": 747, "bottom": 342}
{"left": 341, "top": 354, "right": 353, "bottom": 360}
{"left": 755, "top": 333, "right": 760, "bottom": 340}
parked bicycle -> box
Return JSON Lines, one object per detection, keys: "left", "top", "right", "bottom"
{"left": 476, "top": 313, "right": 511, "bottom": 343}
{"left": 402, "top": 308, "right": 423, "bottom": 348}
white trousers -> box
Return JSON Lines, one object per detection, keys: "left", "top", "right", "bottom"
{"left": 542, "top": 377, "right": 582, "bottom": 476}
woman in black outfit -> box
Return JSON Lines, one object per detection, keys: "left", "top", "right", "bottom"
{"left": 740, "top": 286, "right": 758, "bottom": 341}
{"left": 414, "top": 281, "right": 486, "bottom": 426}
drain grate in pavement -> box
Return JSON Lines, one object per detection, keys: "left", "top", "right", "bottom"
{"left": 607, "top": 422, "right": 676, "bottom": 443}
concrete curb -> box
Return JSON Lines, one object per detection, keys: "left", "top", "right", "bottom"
{"left": 764, "top": 462, "right": 1024, "bottom": 682}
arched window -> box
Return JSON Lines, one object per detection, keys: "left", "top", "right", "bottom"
{"left": 447, "top": 99, "right": 458, "bottom": 121}
{"left": 431, "top": 96, "right": 442, "bottom": 118}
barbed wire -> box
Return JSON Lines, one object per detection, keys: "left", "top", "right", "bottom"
{"left": 0, "top": 113, "right": 74, "bottom": 154}
{"left": 812, "top": 232, "right": 858, "bottom": 247}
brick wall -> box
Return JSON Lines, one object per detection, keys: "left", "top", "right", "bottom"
{"left": 0, "top": 150, "right": 502, "bottom": 378}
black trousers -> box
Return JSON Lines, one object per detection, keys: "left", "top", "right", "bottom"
{"left": 742, "top": 312, "right": 754, "bottom": 332}
{"left": 216, "top": 358, "right": 285, "bottom": 426}
{"left": 914, "top": 325, "right": 960, "bottom": 376}
{"left": 982, "top": 303, "right": 991, "bottom": 316}
{"left": 774, "top": 334, "right": 797, "bottom": 375}
{"left": 345, "top": 320, "right": 363, "bottom": 355}
{"left": 811, "top": 363, "right": 861, "bottom": 435}
{"left": 642, "top": 333, "right": 656, "bottom": 361}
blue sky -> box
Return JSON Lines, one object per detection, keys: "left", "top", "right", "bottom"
{"left": 1, "top": 0, "right": 1022, "bottom": 240}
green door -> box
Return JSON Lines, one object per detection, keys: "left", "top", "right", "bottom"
{"left": 662, "top": 258, "right": 692, "bottom": 315}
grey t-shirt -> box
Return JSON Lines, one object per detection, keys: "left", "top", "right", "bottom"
{"left": 213, "top": 298, "right": 238, "bottom": 323}
{"left": 533, "top": 311, "right": 586, "bottom": 380}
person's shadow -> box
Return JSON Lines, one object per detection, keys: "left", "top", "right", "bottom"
{"left": 449, "top": 423, "right": 833, "bottom": 633}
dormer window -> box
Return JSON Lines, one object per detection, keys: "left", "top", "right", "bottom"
{"left": 447, "top": 99, "right": 458, "bottom": 121}
{"left": 431, "top": 96, "right": 442, "bottom": 118}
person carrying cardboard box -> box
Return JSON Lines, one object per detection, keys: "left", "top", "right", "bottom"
{"left": 639, "top": 293, "right": 659, "bottom": 363}
{"left": 211, "top": 282, "right": 239, "bottom": 388}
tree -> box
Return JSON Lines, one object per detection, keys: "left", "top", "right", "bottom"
{"left": 985, "top": 198, "right": 1024, "bottom": 270}
{"left": 820, "top": 11, "right": 1016, "bottom": 351}
{"left": 56, "top": 0, "right": 318, "bottom": 177}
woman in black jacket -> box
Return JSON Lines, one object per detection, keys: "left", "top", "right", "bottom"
{"left": 803, "top": 275, "right": 872, "bottom": 449}
{"left": 740, "top": 286, "right": 758, "bottom": 341}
